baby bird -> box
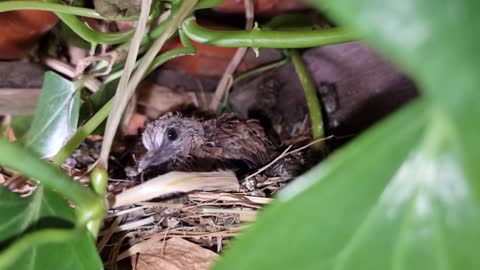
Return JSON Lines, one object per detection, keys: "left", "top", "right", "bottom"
{"left": 136, "top": 113, "right": 276, "bottom": 174}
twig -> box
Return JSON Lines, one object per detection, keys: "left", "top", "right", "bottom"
{"left": 137, "top": 201, "right": 185, "bottom": 208}
{"left": 105, "top": 206, "right": 147, "bottom": 218}
{"left": 286, "top": 135, "right": 334, "bottom": 156}
{"left": 197, "top": 207, "right": 257, "bottom": 222}
{"left": 245, "top": 136, "right": 333, "bottom": 180}
{"left": 233, "top": 57, "right": 289, "bottom": 84}
{"left": 245, "top": 145, "right": 292, "bottom": 180}
{"left": 209, "top": 0, "right": 254, "bottom": 111}
{"left": 189, "top": 192, "right": 272, "bottom": 205}
{"left": 182, "top": 201, "right": 262, "bottom": 210}
{"left": 108, "top": 231, "right": 136, "bottom": 270}
{"left": 256, "top": 176, "right": 294, "bottom": 187}
{"left": 43, "top": 57, "right": 102, "bottom": 92}
{"left": 74, "top": 51, "right": 127, "bottom": 77}
{"left": 115, "top": 216, "right": 156, "bottom": 232}
{"left": 97, "top": 215, "right": 124, "bottom": 252}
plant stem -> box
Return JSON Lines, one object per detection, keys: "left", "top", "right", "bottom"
{"left": 219, "top": 56, "right": 289, "bottom": 110}
{"left": 195, "top": 0, "right": 227, "bottom": 10}
{"left": 97, "top": 0, "right": 153, "bottom": 169}
{"left": 87, "top": 167, "right": 109, "bottom": 236}
{"left": 233, "top": 57, "right": 289, "bottom": 84}
{"left": 118, "top": 0, "right": 219, "bottom": 50}
{"left": 182, "top": 17, "right": 358, "bottom": 48}
{"left": 90, "top": 167, "right": 109, "bottom": 197}
{"left": 0, "top": 138, "right": 104, "bottom": 223}
{"left": 290, "top": 50, "right": 325, "bottom": 149}
{"left": 209, "top": 0, "right": 254, "bottom": 111}
{"left": 105, "top": 46, "right": 196, "bottom": 84}
{"left": 0, "top": 1, "right": 138, "bottom": 20}
{"left": 45, "top": 0, "right": 133, "bottom": 45}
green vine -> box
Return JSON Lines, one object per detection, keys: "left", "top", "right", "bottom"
{"left": 290, "top": 49, "right": 325, "bottom": 149}
{"left": 0, "top": 1, "right": 138, "bottom": 20}
{"left": 181, "top": 17, "right": 358, "bottom": 48}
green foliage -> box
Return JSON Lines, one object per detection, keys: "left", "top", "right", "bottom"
{"left": 0, "top": 186, "right": 102, "bottom": 269}
{"left": 215, "top": 0, "right": 480, "bottom": 269}
{"left": 23, "top": 72, "right": 80, "bottom": 158}
{"left": 0, "top": 138, "right": 104, "bottom": 217}
{"left": 0, "top": 139, "right": 104, "bottom": 269}
{"left": 1, "top": 0, "right": 478, "bottom": 269}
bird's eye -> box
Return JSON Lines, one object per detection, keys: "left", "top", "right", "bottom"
{"left": 165, "top": 127, "right": 178, "bottom": 141}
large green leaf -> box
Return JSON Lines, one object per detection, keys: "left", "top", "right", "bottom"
{"left": 0, "top": 186, "right": 74, "bottom": 243}
{"left": 0, "top": 186, "right": 102, "bottom": 269}
{"left": 23, "top": 72, "right": 80, "bottom": 158}
{"left": 215, "top": 0, "right": 480, "bottom": 269}
{"left": 312, "top": 0, "right": 480, "bottom": 183}
{"left": 216, "top": 101, "right": 427, "bottom": 269}
{"left": 218, "top": 106, "right": 480, "bottom": 270}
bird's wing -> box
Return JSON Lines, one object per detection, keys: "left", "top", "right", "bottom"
{"left": 207, "top": 113, "right": 273, "bottom": 168}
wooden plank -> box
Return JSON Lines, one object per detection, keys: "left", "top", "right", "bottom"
{"left": 0, "top": 62, "right": 44, "bottom": 115}
{"left": 0, "top": 88, "right": 40, "bottom": 115}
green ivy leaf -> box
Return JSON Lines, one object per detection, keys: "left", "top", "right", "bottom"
{"left": 23, "top": 72, "right": 80, "bottom": 158}
{"left": 0, "top": 186, "right": 74, "bottom": 243}
{"left": 0, "top": 186, "right": 102, "bottom": 269}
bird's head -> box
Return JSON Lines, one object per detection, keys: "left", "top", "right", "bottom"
{"left": 138, "top": 113, "right": 204, "bottom": 172}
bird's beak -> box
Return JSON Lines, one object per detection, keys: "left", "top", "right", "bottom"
{"left": 138, "top": 146, "right": 175, "bottom": 172}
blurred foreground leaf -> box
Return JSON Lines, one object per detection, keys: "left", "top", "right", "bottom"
{"left": 0, "top": 186, "right": 101, "bottom": 269}
{"left": 215, "top": 0, "right": 480, "bottom": 269}
{"left": 23, "top": 72, "right": 80, "bottom": 158}
{"left": 216, "top": 101, "right": 426, "bottom": 269}
{"left": 315, "top": 0, "right": 480, "bottom": 183}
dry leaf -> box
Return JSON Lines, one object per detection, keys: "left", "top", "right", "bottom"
{"left": 112, "top": 171, "right": 239, "bottom": 208}
{"left": 131, "top": 237, "right": 218, "bottom": 270}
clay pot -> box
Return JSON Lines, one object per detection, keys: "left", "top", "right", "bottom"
{"left": 160, "top": 1, "right": 312, "bottom": 76}
{"left": 0, "top": 10, "right": 59, "bottom": 59}
{"left": 214, "top": 0, "right": 310, "bottom": 17}
{"left": 162, "top": 38, "right": 282, "bottom": 77}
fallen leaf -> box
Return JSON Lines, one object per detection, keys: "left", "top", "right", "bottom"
{"left": 112, "top": 171, "right": 239, "bottom": 208}
{"left": 131, "top": 237, "right": 218, "bottom": 270}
